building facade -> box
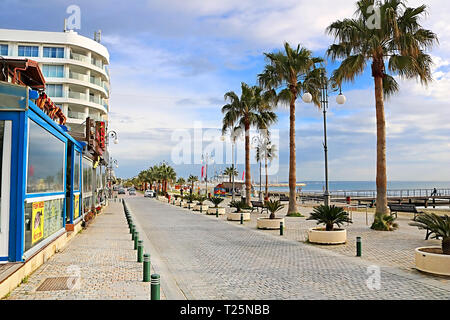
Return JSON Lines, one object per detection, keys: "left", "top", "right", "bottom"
{"left": 0, "top": 28, "right": 110, "bottom": 134}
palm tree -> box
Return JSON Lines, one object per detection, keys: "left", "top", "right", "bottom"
{"left": 223, "top": 166, "right": 238, "bottom": 183}
{"left": 256, "top": 138, "right": 278, "bottom": 200}
{"left": 258, "top": 43, "right": 323, "bottom": 215}
{"left": 326, "top": 0, "right": 438, "bottom": 229}
{"left": 176, "top": 177, "right": 186, "bottom": 186}
{"left": 159, "top": 163, "right": 176, "bottom": 193}
{"left": 222, "top": 82, "right": 277, "bottom": 205}
{"left": 187, "top": 174, "right": 198, "bottom": 194}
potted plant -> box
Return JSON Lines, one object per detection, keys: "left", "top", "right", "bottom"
{"left": 227, "top": 200, "right": 251, "bottom": 221}
{"left": 257, "top": 200, "right": 285, "bottom": 230}
{"left": 207, "top": 197, "right": 225, "bottom": 215}
{"left": 306, "top": 205, "right": 352, "bottom": 244}
{"left": 183, "top": 194, "right": 196, "bottom": 209}
{"left": 193, "top": 195, "right": 209, "bottom": 213}
{"left": 409, "top": 213, "right": 450, "bottom": 276}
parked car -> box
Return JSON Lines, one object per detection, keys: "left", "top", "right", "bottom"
{"left": 144, "top": 190, "right": 155, "bottom": 197}
{"left": 118, "top": 188, "right": 126, "bottom": 194}
{"left": 129, "top": 188, "right": 136, "bottom": 195}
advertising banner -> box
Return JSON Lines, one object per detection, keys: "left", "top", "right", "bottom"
{"left": 32, "top": 201, "right": 45, "bottom": 244}
{"left": 74, "top": 194, "right": 80, "bottom": 219}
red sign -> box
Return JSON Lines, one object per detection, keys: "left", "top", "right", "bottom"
{"left": 95, "top": 121, "right": 106, "bottom": 155}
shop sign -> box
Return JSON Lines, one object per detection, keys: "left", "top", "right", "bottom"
{"left": 32, "top": 201, "right": 45, "bottom": 244}
{"left": 74, "top": 194, "right": 80, "bottom": 219}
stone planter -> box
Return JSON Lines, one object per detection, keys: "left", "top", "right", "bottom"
{"left": 193, "top": 204, "right": 209, "bottom": 212}
{"left": 227, "top": 212, "right": 250, "bottom": 221}
{"left": 257, "top": 217, "right": 285, "bottom": 230}
{"left": 207, "top": 207, "right": 226, "bottom": 215}
{"left": 307, "top": 227, "right": 347, "bottom": 244}
{"left": 157, "top": 196, "right": 166, "bottom": 202}
{"left": 183, "top": 202, "right": 193, "bottom": 209}
{"left": 415, "top": 246, "right": 450, "bottom": 276}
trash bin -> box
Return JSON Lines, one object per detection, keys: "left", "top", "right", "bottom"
{"left": 346, "top": 196, "right": 351, "bottom": 204}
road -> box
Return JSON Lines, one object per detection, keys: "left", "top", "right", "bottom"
{"left": 125, "top": 196, "right": 450, "bottom": 300}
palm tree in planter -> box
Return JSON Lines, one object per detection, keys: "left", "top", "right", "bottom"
{"left": 257, "top": 200, "right": 285, "bottom": 230}
{"left": 227, "top": 200, "right": 252, "bottom": 221}
{"left": 194, "top": 195, "right": 208, "bottom": 213}
{"left": 409, "top": 213, "right": 450, "bottom": 276}
{"left": 208, "top": 197, "right": 225, "bottom": 215}
{"left": 187, "top": 175, "right": 198, "bottom": 195}
{"left": 326, "top": 0, "right": 438, "bottom": 230}
{"left": 307, "top": 205, "right": 352, "bottom": 244}
{"left": 183, "top": 194, "right": 197, "bottom": 209}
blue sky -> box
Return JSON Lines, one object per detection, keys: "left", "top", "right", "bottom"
{"left": 2, "top": 0, "right": 450, "bottom": 182}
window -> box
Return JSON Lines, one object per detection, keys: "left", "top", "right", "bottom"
{"left": 0, "top": 44, "right": 8, "bottom": 56}
{"left": 26, "top": 120, "right": 65, "bottom": 193}
{"left": 82, "top": 157, "right": 93, "bottom": 194}
{"left": 18, "top": 45, "right": 39, "bottom": 57}
{"left": 43, "top": 47, "right": 64, "bottom": 58}
{"left": 42, "top": 65, "right": 64, "bottom": 78}
{"left": 74, "top": 150, "right": 80, "bottom": 191}
{"left": 46, "top": 84, "right": 63, "bottom": 97}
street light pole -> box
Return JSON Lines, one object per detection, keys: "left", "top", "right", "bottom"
{"left": 320, "top": 70, "right": 331, "bottom": 207}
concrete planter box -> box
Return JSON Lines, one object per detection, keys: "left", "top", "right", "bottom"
{"left": 227, "top": 212, "right": 250, "bottom": 221}
{"left": 307, "top": 227, "right": 347, "bottom": 244}
{"left": 193, "top": 205, "right": 209, "bottom": 212}
{"left": 207, "top": 207, "right": 226, "bottom": 215}
{"left": 157, "top": 196, "right": 167, "bottom": 202}
{"left": 415, "top": 246, "right": 450, "bottom": 276}
{"left": 183, "top": 202, "right": 193, "bottom": 209}
{"left": 257, "top": 217, "right": 284, "bottom": 230}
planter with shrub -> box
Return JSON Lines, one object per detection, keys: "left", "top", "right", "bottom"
{"left": 307, "top": 205, "right": 352, "bottom": 244}
{"left": 227, "top": 200, "right": 251, "bottom": 221}
{"left": 257, "top": 200, "right": 284, "bottom": 230}
{"left": 207, "top": 197, "right": 226, "bottom": 215}
{"left": 410, "top": 213, "right": 450, "bottom": 276}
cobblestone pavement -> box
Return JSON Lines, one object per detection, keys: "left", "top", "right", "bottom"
{"left": 6, "top": 201, "right": 161, "bottom": 300}
{"left": 128, "top": 197, "right": 450, "bottom": 300}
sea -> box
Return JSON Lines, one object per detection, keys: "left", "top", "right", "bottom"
{"left": 269, "top": 181, "right": 450, "bottom": 192}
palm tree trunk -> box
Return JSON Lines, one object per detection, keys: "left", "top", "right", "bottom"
{"left": 288, "top": 95, "right": 298, "bottom": 214}
{"left": 265, "top": 157, "right": 268, "bottom": 200}
{"left": 245, "top": 122, "right": 251, "bottom": 205}
{"left": 374, "top": 75, "right": 388, "bottom": 218}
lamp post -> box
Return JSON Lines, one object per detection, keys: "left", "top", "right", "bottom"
{"left": 202, "top": 153, "right": 210, "bottom": 197}
{"left": 107, "top": 130, "right": 119, "bottom": 145}
{"left": 108, "top": 157, "right": 118, "bottom": 199}
{"left": 252, "top": 133, "right": 269, "bottom": 202}
{"left": 221, "top": 128, "right": 240, "bottom": 202}
{"left": 302, "top": 69, "right": 346, "bottom": 206}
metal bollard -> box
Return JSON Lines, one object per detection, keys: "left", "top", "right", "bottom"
{"left": 240, "top": 213, "right": 243, "bottom": 224}
{"left": 143, "top": 254, "right": 151, "bottom": 282}
{"left": 137, "top": 240, "right": 143, "bottom": 262}
{"left": 356, "top": 237, "right": 362, "bottom": 257}
{"left": 130, "top": 224, "right": 135, "bottom": 236}
{"left": 134, "top": 232, "right": 139, "bottom": 250}
{"left": 151, "top": 274, "right": 160, "bottom": 300}
{"left": 216, "top": 208, "right": 218, "bottom": 218}
{"left": 280, "top": 221, "right": 284, "bottom": 236}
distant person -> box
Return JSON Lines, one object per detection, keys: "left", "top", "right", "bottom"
{"left": 431, "top": 188, "right": 438, "bottom": 196}
{"left": 180, "top": 188, "right": 184, "bottom": 197}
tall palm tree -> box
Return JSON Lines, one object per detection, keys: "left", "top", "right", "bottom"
{"left": 223, "top": 166, "right": 238, "bottom": 183}
{"left": 159, "top": 163, "right": 176, "bottom": 193}
{"left": 187, "top": 174, "right": 198, "bottom": 194}
{"left": 222, "top": 82, "right": 277, "bottom": 205}
{"left": 176, "top": 177, "right": 186, "bottom": 186}
{"left": 258, "top": 43, "right": 323, "bottom": 215}
{"left": 326, "top": 0, "right": 438, "bottom": 229}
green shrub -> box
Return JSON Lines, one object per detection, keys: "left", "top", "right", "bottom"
{"left": 410, "top": 213, "right": 450, "bottom": 254}
{"left": 210, "top": 197, "right": 224, "bottom": 208}
{"left": 264, "top": 200, "right": 284, "bottom": 219}
{"left": 307, "top": 205, "right": 352, "bottom": 231}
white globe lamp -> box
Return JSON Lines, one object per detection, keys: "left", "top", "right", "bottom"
{"left": 302, "top": 92, "right": 313, "bottom": 103}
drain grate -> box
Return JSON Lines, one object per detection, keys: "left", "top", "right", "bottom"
{"left": 36, "top": 276, "right": 80, "bottom": 291}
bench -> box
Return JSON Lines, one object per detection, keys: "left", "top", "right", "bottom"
{"left": 251, "top": 201, "right": 268, "bottom": 213}
{"left": 279, "top": 195, "right": 289, "bottom": 202}
{"left": 388, "top": 203, "right": 422, "bottom": 220}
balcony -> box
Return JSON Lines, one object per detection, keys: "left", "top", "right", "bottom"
{"left": 68, "top": 110, "right": 86, "bottom": 120}
{"left": 69, "top": 71, "right": 88, "bottom": 82}
{"left": 70, "top": 52, "right": 90, "bottom": 64}
{"left": 89, "top": 95, "right": 101, "bottom": 104}
{"left": 90, "top": 76, "right": 102, "bottom": 87}
{"left": 68, "top": 91, "right": 87, "bottom": 100}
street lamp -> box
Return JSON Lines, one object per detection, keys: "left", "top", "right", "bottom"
{"left": 303, "top": 69, "right": 346, "bottom": 206}
{"left": 201, "top": 153, "right": 211, "bottom": 197}
{"left": 252, "top": 133, "right": 269, "bottom": 202}
{"left": 107, "top": 157, "right": 118, "bottom": 199}
{"left": 221, "top": 128, "right": 241, "bottom": 202}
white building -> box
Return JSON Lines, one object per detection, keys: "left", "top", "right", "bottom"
{"left": 0, "top": 28, "right": 110, "bottom": 133}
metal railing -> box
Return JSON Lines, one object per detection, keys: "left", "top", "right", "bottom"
{"left": 69, "top": 71, "right": 88, "bottom": 81}
{"left": 67, "top": 110, "right": 86, "bottom": 120}
{"left": 301, "top": 188, "right": 450, "bottom": 198}
{"left": 68, "top": 91, "right": 87, "bottom": 100}
{"left": 70, "top": 52, "right": 89, "bottom": 63}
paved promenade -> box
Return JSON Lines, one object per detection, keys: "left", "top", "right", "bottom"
{"left": 128, "top": 197, "right": 450, "bottom": 300}
{"left": 6, "top": 200, "right": 160, "bottom": 300}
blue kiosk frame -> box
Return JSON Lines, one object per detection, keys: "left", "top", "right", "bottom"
{"left": 0, "top": 81, "right": 83, "bottom": 263}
